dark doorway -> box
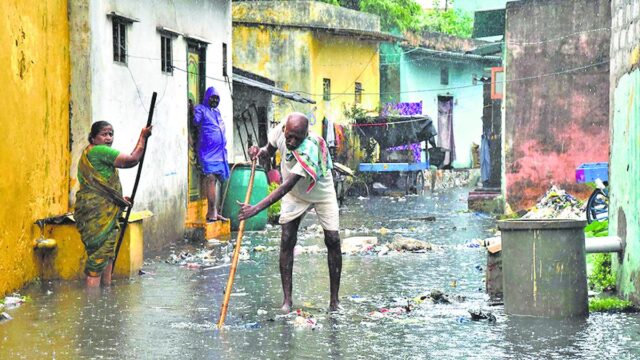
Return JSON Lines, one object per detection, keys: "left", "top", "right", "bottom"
{"left": 437, "top": 96, "right": 455, "bottom": 168}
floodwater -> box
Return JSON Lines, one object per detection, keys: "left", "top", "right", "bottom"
{"left": 2, "top": 187, "right": 640, "bottom": 359}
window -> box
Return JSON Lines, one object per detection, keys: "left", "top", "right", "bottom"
{"left": 222, "top": 43, "right": 228, "bottom": 77}
{"left": 113, "top": 20, "right": 127, "bottom": 64}
{"left": 354, "top": 82, "right": 362, "bottom": 104}
{"left": 161, "top": 35, "right": 173, "bottom": 74}
{"left": 323, "top": 78, "right": 331, "bottom": 101}
{"left": 440, "top": 66, "right": 449, "bottom": 85}
{"left": 491, "top": 67, "right": 504, "bottom": 100}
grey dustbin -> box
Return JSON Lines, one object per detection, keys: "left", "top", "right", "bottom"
{"left": 498, "top": 219, "right": 588, "bottom": 318}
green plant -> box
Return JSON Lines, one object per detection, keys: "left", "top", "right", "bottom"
{"left": 585, "top": 220, "right": 609, "bottom": 238}
{"left": 588, "top": 253, "right": 616, "bottom": 292}
{"left": 267, "top": 182, "right": 281, "bottom": 223}
{"left": 589, "top": 297, "right": 634, "bottom": 312}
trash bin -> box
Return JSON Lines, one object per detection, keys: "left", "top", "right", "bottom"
{"left": 221, "top": 164, "right": 269, "bottom": 231}
{"left": 498, "top": 219, "right": 588, "bottom": 318}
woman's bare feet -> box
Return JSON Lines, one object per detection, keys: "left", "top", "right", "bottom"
{"left": 86, "top": 276, "right": 100, "bottom": 288}
{"left": 101, "top": 262, "right": 113, "bottom": 286}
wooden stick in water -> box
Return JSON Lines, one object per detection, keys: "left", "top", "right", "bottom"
{"left": 217, "top": 159, "right": 257, "bottom": 329}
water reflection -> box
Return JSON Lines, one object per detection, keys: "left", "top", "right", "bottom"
{"left": 2, "top": 188, "right": 640, "bottom": 359}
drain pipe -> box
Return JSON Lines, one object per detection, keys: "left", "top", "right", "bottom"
{"left": 585, "top": 236, "right": 623, "bottom": 254}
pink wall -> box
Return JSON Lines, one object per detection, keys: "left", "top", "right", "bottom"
{"left": 503, "top": 0, "right": 610, "bottom": 211}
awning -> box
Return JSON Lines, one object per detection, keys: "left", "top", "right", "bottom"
{"left": 232, "top": 73, "right": 316, "bottom": 104}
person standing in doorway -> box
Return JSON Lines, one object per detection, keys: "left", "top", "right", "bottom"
{"left": 193, "top": 86, "right": 230, "bottom": 222}
{"left": 75, "top": 121, "right": 152, "bottom": 287}
{"left": 238, "top": 112, "right": 341, "bottom": 312}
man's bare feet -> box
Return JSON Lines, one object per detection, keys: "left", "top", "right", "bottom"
{"left": 281, "top": 301, "right": 292, "bottom": 313}
{"left": 86, "top": 276, "right": 100, "bottom": 288}
{"left": 329, "top": 301, "right": 340, "bottom": 312}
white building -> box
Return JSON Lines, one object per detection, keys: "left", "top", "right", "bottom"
{"left": 69, "top": 0, "right": 233, "bottom": 249}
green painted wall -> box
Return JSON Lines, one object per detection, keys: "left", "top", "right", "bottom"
{"left": 610, "top": 0, "right": 640, "bottom": 303}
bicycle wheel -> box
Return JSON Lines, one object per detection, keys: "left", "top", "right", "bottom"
{"left": 586, "top": 188, "right": 609, "bottom": 223}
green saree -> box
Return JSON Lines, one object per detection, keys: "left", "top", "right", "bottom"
{"left": 75, "top": 147, "right": 128, "bottom": 276}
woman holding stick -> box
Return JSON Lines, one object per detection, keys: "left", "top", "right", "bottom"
{"left": 75, "top": 121, "right": 152, "bottom": 287}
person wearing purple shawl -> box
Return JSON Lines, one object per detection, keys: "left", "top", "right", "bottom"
{"left": 193, "top": 86, "right": 230, "bottom": 222}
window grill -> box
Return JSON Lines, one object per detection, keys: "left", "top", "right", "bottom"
{"left": 113, "top": 20, "right": 127, "bottom": 64}
{"left": 161, "top": 35, "right": 173, "bottom": 74}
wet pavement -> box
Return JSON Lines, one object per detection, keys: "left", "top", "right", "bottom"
{"left": 2, "top": 187, "right": 640, "bottom": 359}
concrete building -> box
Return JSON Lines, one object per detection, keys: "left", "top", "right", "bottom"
{"left": 381, "top": 33, "right": 501, "bottom": 168}
{"left": 502, "top": 0, "right": 610, "bottom": 211}
{"left": 232, "top": 67, "right": 315, "bottom": 162}
{"left": 68, "top": 0, "right": 233, "bottom": 249}
{"left": 232, "top": 0, "right": 395, "bottom": 135}
{"left": 609, "top": 0, "right": 640, "bottom": 304}
{"left": 0, "top": 0, "right": 71, "bottom": 296}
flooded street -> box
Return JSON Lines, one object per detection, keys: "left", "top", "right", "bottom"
{"left": 2, "top": 187, "right": 640, "bottom": 359}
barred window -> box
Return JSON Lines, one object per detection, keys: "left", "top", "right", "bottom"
{"left": 161, "top": 35, "right": 173, "bottom": 74}
{"left": 113, "top": 20, "right": 127, "bottom": 64}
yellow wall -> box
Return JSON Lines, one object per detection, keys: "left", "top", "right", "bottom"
{"left": 0, "top": 0, "right": 70, "bottom": 296}
{"left": 309, "top": 33, "right": 380, "bottom": 134}
{"left": 233, "top": 25, "right": 315, "bottom": 123}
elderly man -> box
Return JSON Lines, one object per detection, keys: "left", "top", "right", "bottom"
{"left": 238, "top": 112, "right": 341, "bottom": 312}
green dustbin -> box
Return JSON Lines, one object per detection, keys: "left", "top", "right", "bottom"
{"left": 498, "top": 219, "right": 588, "bottom": 318}
{"left": 221, "top": 164, "right": 269, "bottom": 231}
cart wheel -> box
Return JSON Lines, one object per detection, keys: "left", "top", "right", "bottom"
{"left": 586, "top": 188, "right": 609, "bottom": 224}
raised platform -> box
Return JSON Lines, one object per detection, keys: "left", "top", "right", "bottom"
{"left": 468, "top": 188, "right": 503, "bottom": 214}
{"left": 36, "top": 211, "right": 152, "bottom": 280}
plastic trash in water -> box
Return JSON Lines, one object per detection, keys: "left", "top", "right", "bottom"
{"left": 257, "top": 309, "right": 268, "bottom": 315}
{"left": 456, "top": 316, "right": 470, "bottom": 324}
{"left": 244, "top": 322, "right": 261, "bottom": 329}
{"left": 349, "top": 295, "right": 366, "bottom": 303}
{"left": 0, "top": 312, "right": 12, "bottom": 322}
{"left": 475, "top": 265, "right": 483, "bottom": 272}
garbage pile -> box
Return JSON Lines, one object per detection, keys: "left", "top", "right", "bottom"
{"left": 1, "top": 294, "right": 30, "bottom": 323}
{"left": 521, "top": 185, "right": 586, "bottom": 220}
{"left": 366, "top": 289, "right": 467, "bottom": 319}
{"left": 166, "top": 246, "right": 249, "bottom": 269}
{"left": 340, "top": 235, "right": 436, "bottom": 256}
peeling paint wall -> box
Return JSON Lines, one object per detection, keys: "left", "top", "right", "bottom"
{"left": 233, "top": 1, "right": 381, "bottom": 136}
{"left": 609, "top": 0, "right": 640, "bottom": 303}
{"left": 0, "top": 0, "right": 70, "bottom": 296}
{"left": 233, "top": 25, "right": 314, "bottom": 139}
{"left": 503, "top": 0, "right": 610, "bottom": 211}
{"left": 69, "top": 0, "right": 233, "bottom": 251}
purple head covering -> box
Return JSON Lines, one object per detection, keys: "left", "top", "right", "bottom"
{"left": 193, "top": 86, "right": 229, "bottom": 180}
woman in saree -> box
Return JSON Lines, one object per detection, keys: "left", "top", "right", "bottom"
{"left": 75, "top": 121, "right": 152, "bottom": 287}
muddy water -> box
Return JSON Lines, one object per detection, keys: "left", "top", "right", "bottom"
{"left": 2, "top": 188, "right": 640, "bottom": 359}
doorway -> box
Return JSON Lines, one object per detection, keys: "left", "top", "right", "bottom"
{"left": 437, "top": 96, "right": 455, "bottom": 168}
{"left": 186, "top": 42, "right": 207, "bottom": 224}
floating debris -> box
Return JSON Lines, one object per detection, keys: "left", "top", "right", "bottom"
{"left": 388, "top": 234, "right": 433, "bottom": 252}
{"left": 0, "top": 312, "right": 13, "bottom": 322}
{"left": 468, "top": 309, "right": 496, "bottom": 322}
{"left": 342, "top": 236, "right": 378, "bottom": 254}
{"left": 3, "top": 295, "right": 29, "bottom": 309}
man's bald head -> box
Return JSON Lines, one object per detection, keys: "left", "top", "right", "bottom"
{"left": 284, "top": 112, "right": 309, "bottom": 150}
{"left": 286, "top": 112, "right": 309, "bottom": 133}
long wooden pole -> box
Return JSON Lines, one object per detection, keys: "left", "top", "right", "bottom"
{"left": 112, "top": 92, "right": 158, "bottom": 274}
{"left": 217, "top": 159, "right": 257, "bottom": 329}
